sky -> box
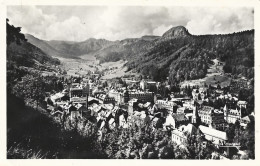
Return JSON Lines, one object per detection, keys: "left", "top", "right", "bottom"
{"left": 7, "top": 6, "right": 254, "bottom": 41}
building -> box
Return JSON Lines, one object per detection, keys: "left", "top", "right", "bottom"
{"left": 237, "top": 100, "right": 247, "bottom": 109}
{"left": 240, "top": 115, "right": 254, "bottom": 128}
{"left": 230, "top": 78, "right": 248, "bottom": 89}
{"left": 69, "top": 86, "right": 88, "bottom": 104}
{"left": 128, "top": 98, "right": 138, "bottom": 115}
{"left": 108, "top": 90, "right": 122, "bottom": 104}
{"left": 90, "top": 73, "right": 100, "bottom": 79}
{"left": 121, "top": 90, "right": 154, "bottom": 103}
{"left": 177, "top": 106, "right": 193, "bottom": 114}
{"left": 191, "top": 105, "right": 200, "bottom": 124}
{"left": 198, "top": 106, "right": 225, "bottom": 130}
{"left": 125, "top": 80, "right": 140, "bottom": 87}
{"left": 70, "top": 88, "right": 84, "bottom": 98}
{"left": 171, "top": 124, "right": 198, "bottom": 145}
{"left": 192, "top": 88, "right": 207, "bottom": 100}
{"left": 50, "top": 92, "right": 65, "bottom": 103}
{"left": 172, "top": 113, "right": 189, "bottom": 128}
{"left": 140, "top": 80, "right": 157, "bottom": 91}
{"left": 156, "top": 99, "right": 177, "bottom": 112}
{"left": 69, "top": 104, "right": 82, "bottom": 121}
{"left": 198, "top": 125, "right": 228, "bottom": 145}
{"left": 223, "top": 105, "right": 242, "bottom": 124}
{"left": 96, "top": 94, "right": 115, "bottom": 104}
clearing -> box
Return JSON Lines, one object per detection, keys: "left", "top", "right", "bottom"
{"left": 180, "top": 58, "right": 231, "bottom": 88}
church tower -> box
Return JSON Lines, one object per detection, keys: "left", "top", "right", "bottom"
{"left": 192, "top": 105, "right": 200, "bottom": 124}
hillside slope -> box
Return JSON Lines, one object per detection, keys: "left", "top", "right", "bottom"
{"left": 125, "top": 26, "right": 254, "bottom": 83}
{"left": 25, "top": 26, "right": 254, "bottom": 84}
{"left": 25, "top": 34, "right": 66, "bottom": 58}
{"left": 7, "top": 21, "right": 60, "bottom": 69}
{"left": 26, "top": 34, "right": 115, "bottom": 59}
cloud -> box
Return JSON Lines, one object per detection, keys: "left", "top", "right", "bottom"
{"left": 7, "top": 6, "right": 254, "bottom": 41}
{"left": 45, "top": 16, "right": 90, "bottom": 41}
{"left": 153, "top": 25, "right": 173, "bottom": 36}
{"left": 7, "top": 6, "right": 56, "bottom": 39}
{"left": 186, "top": 7, "right": 254, "bottom": 35}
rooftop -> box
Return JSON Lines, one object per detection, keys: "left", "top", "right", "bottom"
{"left": 199, "top": 125, "right": 228, "bottom": 140}
{"left": 237, "top": 101, "right": 248, "bottom": 105}
{"left": 172, "top": 113, "right": 188, "bottom": 122}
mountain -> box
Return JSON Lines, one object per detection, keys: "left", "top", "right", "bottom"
{"left": 7, "top": 41, "right": 60, "bottom": 68}
{"left": 46, "top": 38, "right": 114, "bottom": 56}
{"left": 25, "top": 34, "right": 66, "bottom": 58}
{"left": 26, "top": 34, "right": 115, "bottom": 58}
{"left": 7, "top": 20, "right": 61, "bottom": 96}
{"left": 126, "top": 27, "right": 254, "bottom": 83}
{"left": 161, "top": 26, "right": 191, "bottom": 39}
{"left": 25, "top": 33, "right": 157, "bottom": 62}
{"left": 141, "top": 35, "right": 160, "bottom": 41}
{"left": 7, "top": 22, "right": 60, "bottom": 70}
{"left": 25, "top": 26, "right": 254, "bottom": 83}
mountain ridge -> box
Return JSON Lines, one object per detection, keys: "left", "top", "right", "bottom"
{"left": 25, "top": 26, "right": 254, "bottom": 83}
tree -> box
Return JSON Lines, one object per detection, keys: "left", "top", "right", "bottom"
{"left": 6, "top": 18, "right": 27, "bottom": 46}
{"left": 239, "top": 118, "right": 255, "bottom": 159}
{"left": 13, "top": 72, "right": 46, "bottom": 110}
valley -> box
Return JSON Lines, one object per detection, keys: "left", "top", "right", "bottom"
{"left": 58, "top": 53, "right": 135, "bottom": 79}
{"left": 6, "top": 10, "right": 255, "bottom": 160}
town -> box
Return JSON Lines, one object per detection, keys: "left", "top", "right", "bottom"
{"left": 6, "top": 6, "right": 255, "bottom": 160}
{"left": 44, "top": 70, "right": 254, "bottom": 159}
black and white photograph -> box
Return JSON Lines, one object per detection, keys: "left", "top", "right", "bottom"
{"left": 2, "top": 0, "right": 258, "bottom": 162}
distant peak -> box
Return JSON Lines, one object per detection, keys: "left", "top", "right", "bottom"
{"left": 162, "top": 26, "right": 190, "bottom": 38}
{"left": 141, "top": 35, "right": 160, "bottom": 41}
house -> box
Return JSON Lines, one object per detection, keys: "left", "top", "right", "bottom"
{"left": 237, "top": 100, "right": 247, "bottom": 109}
{"left": 177, "top": 106, "right": 193, "bottom": 114}
{"left": 96, "top": 94, "right": 115, "bottom": 104}
{"left": 198, "top": 125, "right": 228, "bottom": 145}
{"left": 171, "top": 124, "right": 198, "bottom": 145}
{"left": 198, "top": 106, "right": 225, "bottom": 130}
{"left": 156, "top": 99, "right": 177, "bottom": 112}
{"left": 50, "top": 92, "right": 65, "bottom": 103}
{"left": 172, "top": 113, "right": 189, "bottom": 128}
{"left": 69, "top": 104, "right": 81, "bottom": 120}
{"left": 121, "top": 90, "right": 154, "bottom": 103}
{"left": 240, "top": 115, "right": 254, "bottom": 128}
{"left": 164, "top": 114, "right": 176, "bottom": 129}
{"left": 140, "top": 80, "right": 156, "bottom": 91}
{"left": 223, "top": 105, "right": 242, "bottom": 124}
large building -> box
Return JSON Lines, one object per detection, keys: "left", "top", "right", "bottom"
{"left": 198, "top": 106, "right": 225, "bottom": 130}
{"left": 223, "top": 105, "right": 242, "bottom": 124}
{"left": 128, "top": 98, "right": 138, "bottom": 115}
{"left": 192, "top": 88, "right": 207, "bottom": 100}
{"left": 198, "top": 125, "right": 228, "bottom": 145}
{"left": 171, "top": 124, "right": 198, "bottom": 145}
{"left": 237, "top": 100, "right": 247, "bottom": 109}
{"left": 96, "top": 94, "right": 115, "bottom": 104}
{"left": 121, "top": 90, "right": 154, "bottom": 103}
{"left": 108, "top": 90, "right": 122, "bottom": 104}
{"left": 140, "top": 80, "right": 157, "bottom": 91}
{"left": 156, "top": 99, "right": 177, "bottom": 112}
{"left": 69, "top": 85, "right": 89, "bottom": 105}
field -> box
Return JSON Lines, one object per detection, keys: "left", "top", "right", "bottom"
{"left": 57, "top": 54, "right": 138, "bottom": 79}
{"left": 181, "top": 59, "right": 231, "bottom": 88}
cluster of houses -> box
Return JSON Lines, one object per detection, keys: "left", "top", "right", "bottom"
{"left": 45, "top": 75, "right": 254, "bottom": 153}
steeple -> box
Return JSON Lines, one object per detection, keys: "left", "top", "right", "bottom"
{"left": 192, "top": 105, "right": 199, "bottom": 124}
{"left": 223, "top": 104, "right": 227, "bottom": 112}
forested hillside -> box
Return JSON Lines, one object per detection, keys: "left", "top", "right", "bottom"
{"left": 7, "top": 20, "right": 60, "bottom": 69}
{"left": 25, "top": 25, "right": 254, "bottom": 84}
{"left": 125, "top": 26, "right": 254, "bottom": 84}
